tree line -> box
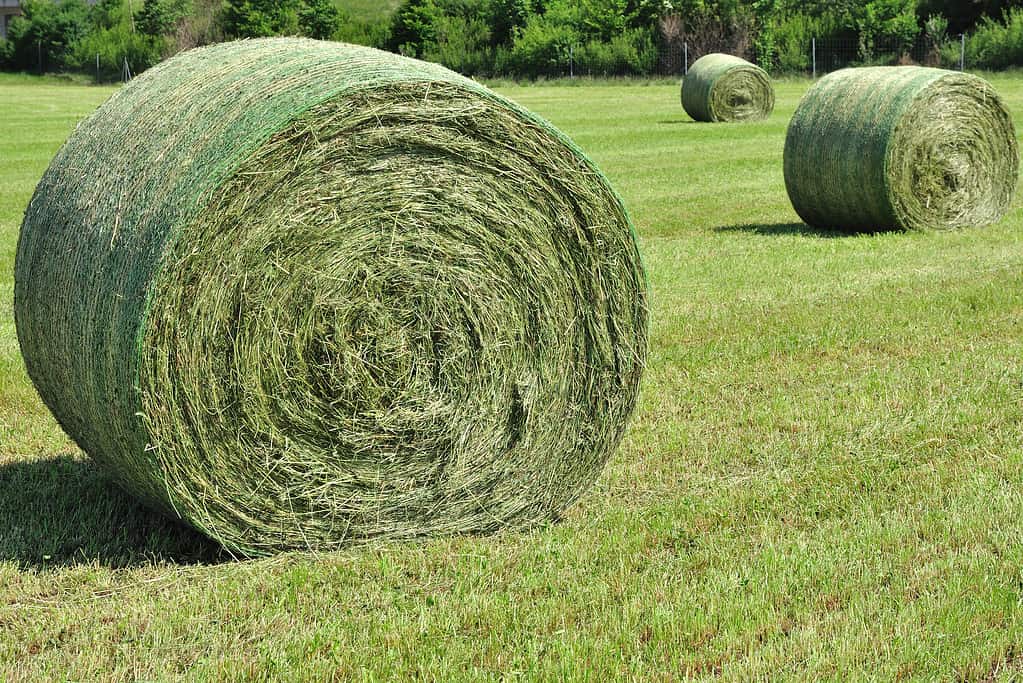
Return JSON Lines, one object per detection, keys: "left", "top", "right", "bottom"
{"left": 2, "top": 0, "right": 1023, "bottom": 82}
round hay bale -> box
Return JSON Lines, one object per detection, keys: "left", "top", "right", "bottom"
{"left": 784, "top": 66, "right": 1019, "bottom": 232}
{"left": 681, "top": 53, "right": 774, "bottom": 122}
{"left": 14, "top": 38, "right": 648, "bottom": 556}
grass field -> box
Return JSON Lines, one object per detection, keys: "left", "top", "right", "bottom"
{"left": 335, "top": 0, "right": 401, "bottom": 23}
{"left": 3, "top": 71, "right": 1023, "bottom": 679}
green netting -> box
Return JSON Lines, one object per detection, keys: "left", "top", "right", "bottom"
{"left": 681, "top": 53, "right": 774, "bottom": 123}
{"left": 14, "top": 38, "right": 649, "bottom": 556}
{"left": 784, "top": 66, "right": 1019, "bottom": 232}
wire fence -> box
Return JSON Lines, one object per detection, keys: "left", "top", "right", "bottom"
{"left": 805, "top": 35, "right": 966, "bottom": 76}
{"left": 657, "top": 35, "right": 968, "bottom": 78}
{"left": 20, "top": 33, "right": 971, "bottom": 82}
{"left": 482, "top": 35, "right": 969, "bottom": 79}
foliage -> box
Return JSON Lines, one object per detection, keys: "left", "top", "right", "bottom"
{"left": 4, "top": 0, "right": 1023, "bottom": 81}
{"left": 420, "top": 14, "right": 493, "bottom": 76}
{"left": 387, "top": 0, "right": 436, "bottom": 55}
{"left": 63, "top": 0, "right": 163, "bottom": 80}
{"left": 2, "top": 0, "right": 91, "bottom": 72}
{"left": 922, "top": 13, "right": 950, "bottom": 66}
{"left": 68, "top": 21, "right": 163, "bottom": 80}
{"left": 333, "top": 0, "right": 399, "bottom": 47}
{"left": 856, "top": 0, "right": 920, "bottom": 61}
{"left": 963, "top": 8, "right": 1023, "bottom": 70}
{"left": 573, "top": 27, "right": 658, "bottom": 75}
{"left": 298, "top": 0, "right": 343, "bottom": 40}
{"left": 923, "top": 13, "right": 949, "bottom": 46}
{"left": 504, "top": 12, "right": 579, "bottom": 77}
{"left": 391, "top": 0, "right": 659, "bottom": 76}
{"left": 137, "top": 0, "right": 190, "bottom": 37}
{"left": 171, "top": 0, "right": 224, "bottom": 52}
{"left": 222, "top": 0, "right": 345, "bottom": 40}
{"left": 766, "top": 13, "right": 819, "bottom": 72}
{"left": 221, "top": 0, "right": 299, "bottom": 38}
{"left": 335, "top": 18, "right": 390, "bottom": 48}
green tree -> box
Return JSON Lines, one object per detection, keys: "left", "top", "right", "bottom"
{"left": 857, "top": 0, "right": 920, "bottom": 60}
{"left": 89, "top": 0, "right": 123, "bottom": 28}
{"left": 138, "top": 0, "right": 191, "bottom": 36}
{"left": 506, "top": 11, "right": 579, "bottom": 76}
{"left": 387, "top": 0, "right": 438, "bottom": 55}
{"left": 221, "top": 0, "right": 300, "bottom": 38}
{"left": 482, "top": 0, "right": 533, "bottom": 46}
{"left": 298, "top": 0, "right": 343, "bottom": 39}
{"left": 2, "top": 0, "right": 91, "bottom": 71}
{"left": 573, "top": 0, "right": 659, "bottom": 40}
{"left": 422, "top": 13, "right": 493, "bottom": 75}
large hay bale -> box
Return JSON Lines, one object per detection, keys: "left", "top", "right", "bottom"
{"left": 784, "top": 66, "right": 1019, "bottom": 232}
{"left": 14, "top": 39, "right": 648, "bottom": 556}
{"left": 681, "top": 53, "right": 774, "bottom": 122}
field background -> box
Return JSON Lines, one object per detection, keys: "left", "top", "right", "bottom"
{"left": 3, "top": 72, "right": 1023, "bottom": 679}
{"left": 334, "top": 0, "right": 401, "bottom": 23}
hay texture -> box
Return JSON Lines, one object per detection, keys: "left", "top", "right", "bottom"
{"left": 784, "top": 66, "right": 1019, "bottom": 232}
{"left": 14, "top": 38, "right": 648, "bottom": 556}
{"left": 681, "top": 53, "right": 774, "bottom": 122}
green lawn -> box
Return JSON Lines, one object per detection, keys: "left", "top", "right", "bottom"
{"left": 336, "top": 0, "right": 401, "bottom": 23}
{"left": 3, "top": 71, "right": 1023, "bottom": 679}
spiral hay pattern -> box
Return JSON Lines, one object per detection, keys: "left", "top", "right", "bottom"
{"left": 784, "top": 66, "right": 1019, "bottom": 232}
{"left": 681, "top": 53, "right": 774, "bottom": 123}
{"left": 14, "top": 39, "right": 648, "bottom": 556}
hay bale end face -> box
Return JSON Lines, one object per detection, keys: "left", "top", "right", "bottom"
{"left": 681, "top": 53, "right": 774, "bottom": 123}
{"left": 784, "top": 66, "right": 1019, "bottom": 232}
{"left": 14, "top": 39, "right": 649, "bottom": 556}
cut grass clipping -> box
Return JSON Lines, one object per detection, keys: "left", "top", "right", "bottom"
{"left": 14, "top": 38, "right": 649, "bottom": 557}
{"left": 784, "top": 66, "right": 1019, "bottom": 232}
{"left": 681, "top": 53, "right": 774, "bottom": 123}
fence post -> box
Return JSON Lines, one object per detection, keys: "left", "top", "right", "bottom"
{"left": 812, "top": 38, "right": 816, "bottom": 79}
{"left": 569, "top": 44, "right": 574, "bottom": 79}
{"left": 96, "top": 53, "right": 100, "bottom": 82}
{"left": 37, "top": 40, "right": 41, "bottom": 74}
{"left": 684, "top": 42, "right": 688, "bottom": 74}
{"left": 959, "top": 33, "right": 965, "bottom": 71}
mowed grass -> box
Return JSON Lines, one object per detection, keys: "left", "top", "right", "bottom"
{"left": 3, "top": 71, "right": 1023, "bottom": 679}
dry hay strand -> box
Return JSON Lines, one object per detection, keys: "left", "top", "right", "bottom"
{"left": 784, "top": 66, "right": 1019, "bottom": 232}
{"left": 681, "top": 53, "right": 774, "bottom": 123}
{"left": 14, "top": 38, "right": 649, "bottom": 557}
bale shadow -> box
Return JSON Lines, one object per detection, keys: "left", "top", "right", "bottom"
{"left": 657, "top": 119, "right": 696, "bottom": 125}
{"left": 0, "top": 454, "right": 225, "bottom": 570}
{"left": 715, "top": 221, "right": 860, "bottom": 238}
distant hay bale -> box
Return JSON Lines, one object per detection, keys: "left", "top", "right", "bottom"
{"left": 681, "top": 53, "right": 774, "bottom": 122}
{"left": 14, "top": 38, "right": 648, "bottom": 556}
{"left": 784, "top": 66, "right": 1019, "bottom": 232}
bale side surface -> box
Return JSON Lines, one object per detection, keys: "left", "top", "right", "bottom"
{"left": 681, "top": 53, "right": 774, "bottom": 122}
{"left": 783, "top": 66, "right": 1019, "bottom": 232}
{"left": 14, "top": 39, "right": 648, "bottom": 556}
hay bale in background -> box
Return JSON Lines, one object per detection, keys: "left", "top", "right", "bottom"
{"left": 14, "top": 39, "right": 648, "bottom": 556}
{"left": 681, "top": 53, "right": 775, "bottom": 122}
{"left": 784, "top": 66, "right": 1019, "bottom": 232}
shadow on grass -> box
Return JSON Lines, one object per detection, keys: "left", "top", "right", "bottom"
{"left": 657, "top": 119, "right": 696, "bottom": 125}
{"left": 0, "top": 455, "right": 225, "bottom": 570}
{"left": 715, "top": 221, "right": 858, "bottom": 238}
